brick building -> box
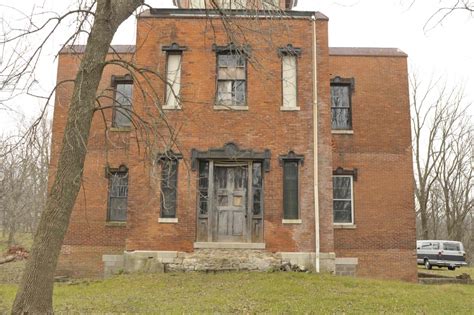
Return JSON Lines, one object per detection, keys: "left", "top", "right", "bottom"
{"left": 52, "top": 0, "right": 417, "bottom": 281}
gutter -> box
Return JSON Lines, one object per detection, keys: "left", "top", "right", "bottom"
{"left": 311, "top": 14, "right": 320, "bottom": 273}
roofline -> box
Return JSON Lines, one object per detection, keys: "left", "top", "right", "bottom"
{"left": 172, "top": 0, "right": 298, "bottom": 9}
{"left": 329, "top": 47, "right": 408, "bottom": 58}
{"left": 139, "top": 8, "right": 328, "bottom": 20}
{"left": 59, "top": 45, "right": 136, "bottom": 54}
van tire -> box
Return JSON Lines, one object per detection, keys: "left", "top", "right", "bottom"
{"left": 424, "top": 259, "right": 432, "bottom": 270}
{"left": 448, "top": 266, "right": 455, "bottom": 271}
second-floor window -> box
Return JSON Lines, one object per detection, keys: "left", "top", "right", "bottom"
{"left": 112, "top": 76, "right": 133, "bottom": 128}
{"left": 216, "top": 52, "right": 246, "bottom": 106}
{"left": 331, "top": 77, "right": 354, "bottom": 130}
{"left": 165, "top": 53, "right": 183, "bottom": 108}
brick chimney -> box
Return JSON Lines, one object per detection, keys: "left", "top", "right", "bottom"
{"left": 173, "top": 0, "right": 297, "bottom": 10}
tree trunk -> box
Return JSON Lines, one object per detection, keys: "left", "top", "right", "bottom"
{"left": 419, "top": 194, "right": 429, "bottom": 239}
{"left": 7, "top": 224, "right": 16, "bottom": 247}
{"left": 12, "top": 1, "right": 143, "bottom": 313}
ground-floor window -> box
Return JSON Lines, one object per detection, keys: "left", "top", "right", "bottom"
{"left": 107, "top": 166, "right": 129, "bottom": 222}
{"left": 332, "top": 175, "right": 354, "bottom": 224}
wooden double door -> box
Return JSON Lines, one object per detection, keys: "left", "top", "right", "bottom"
{"left": 197, "top": 161, "right": 264, "bottom": 243}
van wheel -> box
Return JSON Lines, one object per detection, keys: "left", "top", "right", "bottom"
{"left": 448, "top": 266, "right": 455, "bottom": 271}
{"left": 424, "top": 259, "right": 432, "bottom": 270}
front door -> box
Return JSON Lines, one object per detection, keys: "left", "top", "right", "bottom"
{"left": 214, "top": 165, "right": 248, "bottom": 242}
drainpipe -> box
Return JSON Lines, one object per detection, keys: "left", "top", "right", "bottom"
{"left": 311, "top": 14, "right": 321, "bottom": 273}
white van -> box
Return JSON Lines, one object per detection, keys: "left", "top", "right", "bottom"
{"left": 416, "top": 240, "right": 467, "bottom": 270}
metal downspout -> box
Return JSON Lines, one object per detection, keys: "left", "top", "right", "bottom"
{"left": 312, "top": 14, "right": 321, "bottom": 273}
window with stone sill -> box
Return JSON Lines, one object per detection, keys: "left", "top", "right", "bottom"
{"left": 163, "top": 43, "right": 187, "bottom": 109}
{"left": 279, "top": 44, "right": 302, "bottom": 110}
{"left": 111, "top": 75, "right": 133, "bottom": 128}
{"left": 106, "top": 165, "right": 129, "bottom": 222}
{"left": 215, "top": 45, "right": 248, "bottom": 107}
{"left": 332, "top": 168, "right": 357, "bottom": 225}
{"left": 158, "top": 153, "right": 182, "bottom": 219}
{"left": 280, "top": 152, "right": 304, "bottom": 220}
{"left": 331, "top": 77, "right": 355, "bottom": 130}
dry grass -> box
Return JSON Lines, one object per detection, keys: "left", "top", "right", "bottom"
{"left": 1, "top": 271, "right": 473, "bottom": 313}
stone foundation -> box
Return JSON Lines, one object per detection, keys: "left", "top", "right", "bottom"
{"left": 103, "top": 250, "right": 337, "bottom": 276}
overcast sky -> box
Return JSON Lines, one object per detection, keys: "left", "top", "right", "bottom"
{"left": 0, "top": 0, "right": 473, "bottom": 133}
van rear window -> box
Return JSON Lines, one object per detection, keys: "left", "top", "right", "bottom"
{"left": 443, "top": 243, "right": 460, "bottom": 251}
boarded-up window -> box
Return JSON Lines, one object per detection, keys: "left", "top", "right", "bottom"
{"left": 161, "top": 159, "right": 178, "bottom": 218}
{"left": 166, "top": 53, "right": 182, "bottom": 108}
{"left": 108, "top": 171, "right": 128, "bottom": 222}
{"left": 333, "top": 176, "right": 353, "bottom": 224}
{"left": 282, "top": 55, "right": 297, "bottom": 108}
{"left": 113, "top": 82, "right": 133, "bottom": 128}
{"left": 283, "top": 161, "right": 299, "bottom": 219}
{"left": 217, "top": 53, "right": 246, "bottom": 106}
{"left": 331, "top": 84, "right": 352, "bottom": 130}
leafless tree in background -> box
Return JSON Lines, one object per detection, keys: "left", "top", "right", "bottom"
{"left": 0, "top": 119, "right": 50, "bottom": 246}
{"left": 411, "top": 74, "right": 473, "bottom": 262}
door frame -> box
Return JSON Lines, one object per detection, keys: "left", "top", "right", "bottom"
{"left": 193, "top": 143, "right": 270, "bottom": 244}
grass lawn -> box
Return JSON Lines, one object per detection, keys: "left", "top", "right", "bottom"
{"left": 0, "top": 271, "right": 473, "bottom": 313}
{"left": 417, "top": 265, "right": 474, "bottom": 279}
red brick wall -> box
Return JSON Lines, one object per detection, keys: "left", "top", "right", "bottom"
{"left": 53, "top": 11, "right": 416, "bottom": 282}
{"left": 329, "top": 54, "right": 417, "bottom": 281}
{"left": 52, "top": 52, "right": 134, "bottom": 274}
{"left": 125, "top": 15, "right": 331, "bottom": 254}
{"left": 53, "top": 14, "right": 334, "bottom": 276}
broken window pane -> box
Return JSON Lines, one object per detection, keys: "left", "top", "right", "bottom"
{"left": 217, "top": 52, "right": 246, "bottom": 106}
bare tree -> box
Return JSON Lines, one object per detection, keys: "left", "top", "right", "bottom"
{"left": 0, "top": 0, "right": 293, "bottom": 312}
{"left": 0, "top": 118, "right": 50, "bottom": 246}
{"left": 411, "top": 74, "right": 473, "bottom": 252}
{"left": 403, "top": 0, "right": 474, "bottom": 29}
